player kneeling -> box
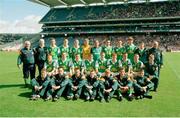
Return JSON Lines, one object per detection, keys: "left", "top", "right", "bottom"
{"left": 144, "top": 54, "right": 159, "bottom": 92}
{"left": 47, "top": 67, "right": 69, "bottom": 102}
{"left": 44, "top": 54, "right": 58, "bottom": 77}
{"left": 84, "top": 70, "right": 99, "bottom": 101}
{"left": 133, "top": 69, "right": 154, "bottom": 99}
{"left": 67, "top": 68, "right": 86, "bottom": 100}
{"left": 30, "top": 69, "right": 50, "bottom": 100}
{"left": 115, "top": 67, "right": 133, "bottom": 101}
{"left": 98, "top": 69, "right": 117, "bottom": 103}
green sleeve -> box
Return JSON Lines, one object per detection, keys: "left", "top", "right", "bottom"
{"left": 60, "top": 79, "right": 69, "bottom": 87}
{"left": 127, "top": 80, "right": 133, "bottom": 88}
{"left": 146, "top": 79, "right": 154, "bottom": 89}
{"left": 92, "top": 80, "right": 99, "bottom": 88}
{"left": 112, "top": 80, "right": 118, "bottom": 91}
{"left": 77, "top": 79, "right": 86, "bottom": 89}
{"left": 31, "top": 78, "right": 38, "bottom": 87}
{"left": 17, "top": 55, "right": 22, "bottom": 65}
{"left": 50, "top": 79, "right": 55, "bottom": 86}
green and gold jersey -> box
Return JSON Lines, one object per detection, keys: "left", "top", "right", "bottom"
{"left": 125, "top": 44, "right": 136, "bottom": 63}
{"left": 84, "top": 60, "right": 97, "bottom": 72}
{"left": 97, "top": 59, "right": 108, "bottom": 73}
{"left": 121, "top": 59, "right": 132, "bottom": 72}
{"left": 108, "top": 59, "right": 122, "bottom": 73}
{"left": 114, "top": 46, "right": 126, "bottom": 61}
{"left": 70, "top": 47, "right": 83, "bottom": 59}
{"left": 91, "top": 47, "right": 102, "bottom": 61}
{"left": 48, "top": 46, "right": 59, "bottom": 61}
{"left": 132, "top": 60, "right": 144, "bottom": 72}
{"left": 58, "top": 59, "right": 72, "bottom": 72}
{"left": 103, "top": 46, "right": 113, "bottom": 59}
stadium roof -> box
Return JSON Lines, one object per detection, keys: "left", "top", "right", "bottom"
{"left": 28, "top": 0, "right": 172, "bottom": 8}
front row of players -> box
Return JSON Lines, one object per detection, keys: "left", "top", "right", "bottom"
{"left": 30, "top": 53, "right": 158, "bottom": 102}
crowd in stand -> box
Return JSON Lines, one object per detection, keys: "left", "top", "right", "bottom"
{"left": 1, "top": 33, "right": 180, "bottom": 51}
{"left": 72, "top": 34, "right": 180, "bottom": 51}
{"left": 86, "top": 1, "right": 180, "bottom": 20}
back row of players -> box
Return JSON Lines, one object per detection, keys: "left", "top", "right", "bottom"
{"left": 17, "top": 37, "right": 163, "bottom": 102}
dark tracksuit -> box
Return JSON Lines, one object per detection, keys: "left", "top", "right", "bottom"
{"left": 34, "top": 46, "right": 48, "bottom": 76}
{"left": 17, "top": 48, "right": 35, "bottom": 79}
{"left": 31, "top": 76, "right": 50, "bottom": 97}
{"left": 98, "top": 75, "right": 117, "bottom": 100}
{"left": 115, "top": 74, "right": 133, "bottom": 97}
{"left": 48, "top": 74, "right": 69, "bottom": 98}
{"left": 133, "top": 76, "right": 154, "bottom": 96}
{"left": 145, "top": 62, "right": 159, "bottom": 91}
{"left": 84, "top": 75, "right": 99, "bottom": 98}
{"left": 67, "top": 74, "right": 86, "bottom": 97}
{"left": 147, "top": 48, "right": 163, "bottom": 77}
{"left": 134, "top": 48, "right": 148, "bottom": 64}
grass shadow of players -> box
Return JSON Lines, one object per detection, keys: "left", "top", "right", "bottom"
{"left": 0, "top": 84, "right": 24, "bottom": 89}
{"left": 18, "top": 91, "right": 32, "bottom": 98}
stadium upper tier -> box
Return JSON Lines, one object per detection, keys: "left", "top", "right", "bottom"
{"left": 40, "top": 1, "right": 180, "bottom": 23}
{"left": 29, "top": 0, "right": 170, "bottom": 7}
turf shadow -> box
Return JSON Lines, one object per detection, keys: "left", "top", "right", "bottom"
{"left": 18, "top": 91, "right": 32, "bottom": 98}
{"left": 0, "top": 84, "right": 24, "bottom": 89}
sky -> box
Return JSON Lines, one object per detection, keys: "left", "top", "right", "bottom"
{"left": 0, "top": 0, "right": 49, "bottom": 33}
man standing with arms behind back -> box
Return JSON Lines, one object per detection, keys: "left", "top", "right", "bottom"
{"left": 34, "top": 39, "right": 47, "bottom": 76}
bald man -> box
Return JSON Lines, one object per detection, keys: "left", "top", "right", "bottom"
{"left": 17, "top": 41, "right": 35, "bottom": 87}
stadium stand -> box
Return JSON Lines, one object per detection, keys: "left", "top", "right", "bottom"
{"left": 38, "top": 1, "right": 180, "bottom": 36}
{"left": 31, "top": 0, "right": 178, "bottom": 52}
{"left": 40, "top": 1, "right": 180, "bottom": 22}
{"left": 1, "top": 0, "right": 179, "bottom": 51}
{"left": 0, "top": 34, "right": 40, "bottom": 51}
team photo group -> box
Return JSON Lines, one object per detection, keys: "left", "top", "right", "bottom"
{"left": 17, "top": 37, "right": 163, "bottom": 102}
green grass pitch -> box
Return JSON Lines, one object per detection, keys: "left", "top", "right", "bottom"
{"left": 0, "top": 52, "right": 180, "bottom": 117}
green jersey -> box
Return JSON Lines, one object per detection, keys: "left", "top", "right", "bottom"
{"left": 59, "top": 46, "right": 70, "bottom": 58}
{"left": 44, "top": 61, "right": 57, "bottom": 72}
{"left": 91, "top": 47, "right": 102, "bottom": 61}
{"left": 122, "top": 59, "right": 132, "bottom": 72}
{"left": 48, "top": 46, "right": 59, "bottom": 61}
{"left": 84, "top": 60, "right": 97, "bottom": 72}
{"left": 103, "top": 46, "right": 113, "bottom": 59}
{"left": 108, "top": 59, "right": 122, "bottom": 73}
{"left": 72, "top": 60, "right": 85, "bottom": 70}
{"left": 97, "top": 59, "right": 108, "bottom": 73}
{"left": 58, "top": 59, "right": 72, "bottom": 72}
{"left": 70, "top": 47, "right": 83, "bottom": 60}
{"left": 114, "top": 46, "right": 126, "bottom": 60}
{"left": 125, "top": 44, "right": 136, "bottom": 63}
{"left": 132, "top": 60, "right": 144, "bottom": 72}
